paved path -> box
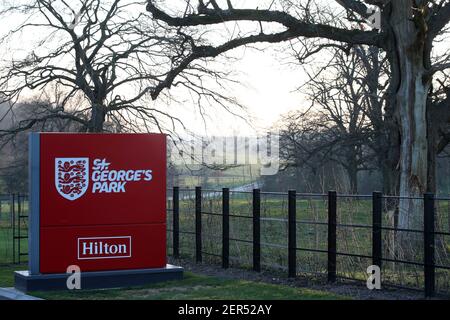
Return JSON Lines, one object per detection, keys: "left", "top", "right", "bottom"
{"left": 0, "top": 287, "right": 42, "bottom": 300}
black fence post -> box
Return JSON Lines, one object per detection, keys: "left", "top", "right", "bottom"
{"left": 253, "top": 189, "right": 261, "bottom": 272}
{"left": 12, "top": 193, "right": 15, "bottom": 264}
{"left": 173, "top": 187, "right": 180, "bottom": 258}
{"left": 288, "top": 190, "right": 297, "bottom": 278}
{"left": 18, "top": 193, "right": 21, "bottom": 264}
{"left": 327, "top": 191, "right": 337, "bottom": 283}
{"left": 8, "top": 194, "right": 12, "bottom": 228}
{"left": 222, "top": 188, "right": 230, "bottom": 269}
{"left": 195, "top": 187, "right": 202, "bottom": 263}
{"left": 372, "top": 191, "right": 382, "bottom": 269}
{"left": 424, "top": 193, "right": 435, "bottom": 298}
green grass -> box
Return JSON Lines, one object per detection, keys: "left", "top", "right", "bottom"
{"left": 0, "top": 264, "right": 23, "bottom": 287}
{"left": 0, "top": 199, "right": 28, "bottom": 264}
{"left": 170, "top": 196, "right": 377, "bottom": 269}
{"left": 0, "top": 225, "right": 28, "bottom": 265}
{"left": 0, "top": 263, "right": 348, "bottom": 300}
{"left": 168, "top": 195, "right": 450, "bottom": 291}
{"left": 175, "top": 168, "right": 261, "bottom": 189}
{"left": 28, "top": 272, "right": 348, "bottom": 300}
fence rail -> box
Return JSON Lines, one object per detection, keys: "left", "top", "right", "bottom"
{"left": 1, "top": 189, "right": 449, "bottom": 298}
{"left": 167, "top": 187, "right": 450, "bottom": 298}
{"left": 0, "top": 193, "right": 28, "bottom": 265}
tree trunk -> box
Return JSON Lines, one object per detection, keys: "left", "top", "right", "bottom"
{"left": 380, "top": 110, "right": 400, "bottom": 196}
{"left": 89, "top": 104, "right": 106, "bottom": 132}
{"left": 427, "top": 114, "right": 438, "bottom": 194}
{"left": 382, "top": 161, "right": 399, "bottom": 195}
{"left": 344, "top": 158, "right": 358, "bottom": 194}
{"left": 388, "top": 2, "right": 432, "bottom": 232}
{"left": 349, "top": 168, "right": 358, "bottom": 194}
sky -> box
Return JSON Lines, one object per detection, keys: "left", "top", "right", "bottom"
{"left": 150, "top": 0, "right": 316, "bottom": 137}
{"left": 6, "top": 0, "right": 432, "bottom": 139}
{"left": 223, "top": 46, "right": 307, "bottom": 133}
{"left": 168, "top": 44, "right": 308, "bottom": 137}
{"left": 0, "top": 0, "right": 309, "bottom": 138}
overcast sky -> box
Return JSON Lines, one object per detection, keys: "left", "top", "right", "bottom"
{"left": 151, "top": 0, "right": 319, "bottom": 137}
{"left": 0, "top": 0, "right": 311, "bottom": 138}
{"left": 169, "top": 44, "right": 308, "bottom": 137}
{"left": 7, "top": 0, "right": 447, "bottom": 139}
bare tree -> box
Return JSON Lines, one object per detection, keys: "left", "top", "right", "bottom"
{"left": 0, "top": 98, "right": 87, "bottom": 192}
{"left": 146, "top": 0, "right": 450, "bottom": 230}
{"left": 279, "top": 47, "right": 383, "bottom": 193}
{"left": 429, "top": 61, "right": 450, "bottom": 193}
{"left": 0, "top": 0, "right": 241, "bottom": 136}
{"left": 276, "top": 111, "right": 357, "bottom": 192}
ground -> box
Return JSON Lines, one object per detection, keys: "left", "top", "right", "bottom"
{"left": 168, "top": 258, "right": 426, "bottom": 300}
{"left": 0, "top": 258, "right": 430, "bottom": 300}
{"left": 0, "top": 263, "right": 347, "bottom": 300}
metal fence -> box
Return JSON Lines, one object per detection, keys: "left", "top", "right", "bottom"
{"left": 0, "top": 194, "right": 28, "bottom": 265}
{"left": 1, "top": 189, "right": 449, "bottom": 298}
{"left": 166, "top": 187, "right": 450, "bottom": 298}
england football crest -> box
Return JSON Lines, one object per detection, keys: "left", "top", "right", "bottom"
{"left": 55, "top": 158, "right": 89, "bottom": 201}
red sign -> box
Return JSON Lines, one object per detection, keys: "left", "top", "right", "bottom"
{"left": 37, "top": 133, "right": 166, "bottom": 274}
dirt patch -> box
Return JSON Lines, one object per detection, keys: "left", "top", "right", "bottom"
{"left": 169, "top": 257, "right": 429, "bottom": 300}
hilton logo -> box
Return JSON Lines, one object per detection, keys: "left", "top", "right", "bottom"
{"left": 78, "top": 236, "right": 131, "bottom": 260}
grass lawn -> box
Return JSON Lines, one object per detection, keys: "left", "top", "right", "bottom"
{"left": 0, "top": 199, "right": 28, "bottom": 265}
{"left": 0, "top": 265, "right": 348, "bottom": 300}
{"left": 32, "top": 272, "right": 349, "bottom": 300}
{"left": 0, "top": 264, "right": 20, "bottom": 287}
{"left": 168, "top": 195, "right": 450, "bottom": 291}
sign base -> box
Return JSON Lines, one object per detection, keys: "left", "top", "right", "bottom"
{"left": 14, "top": 264, "right": 183, "bottom": 293}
